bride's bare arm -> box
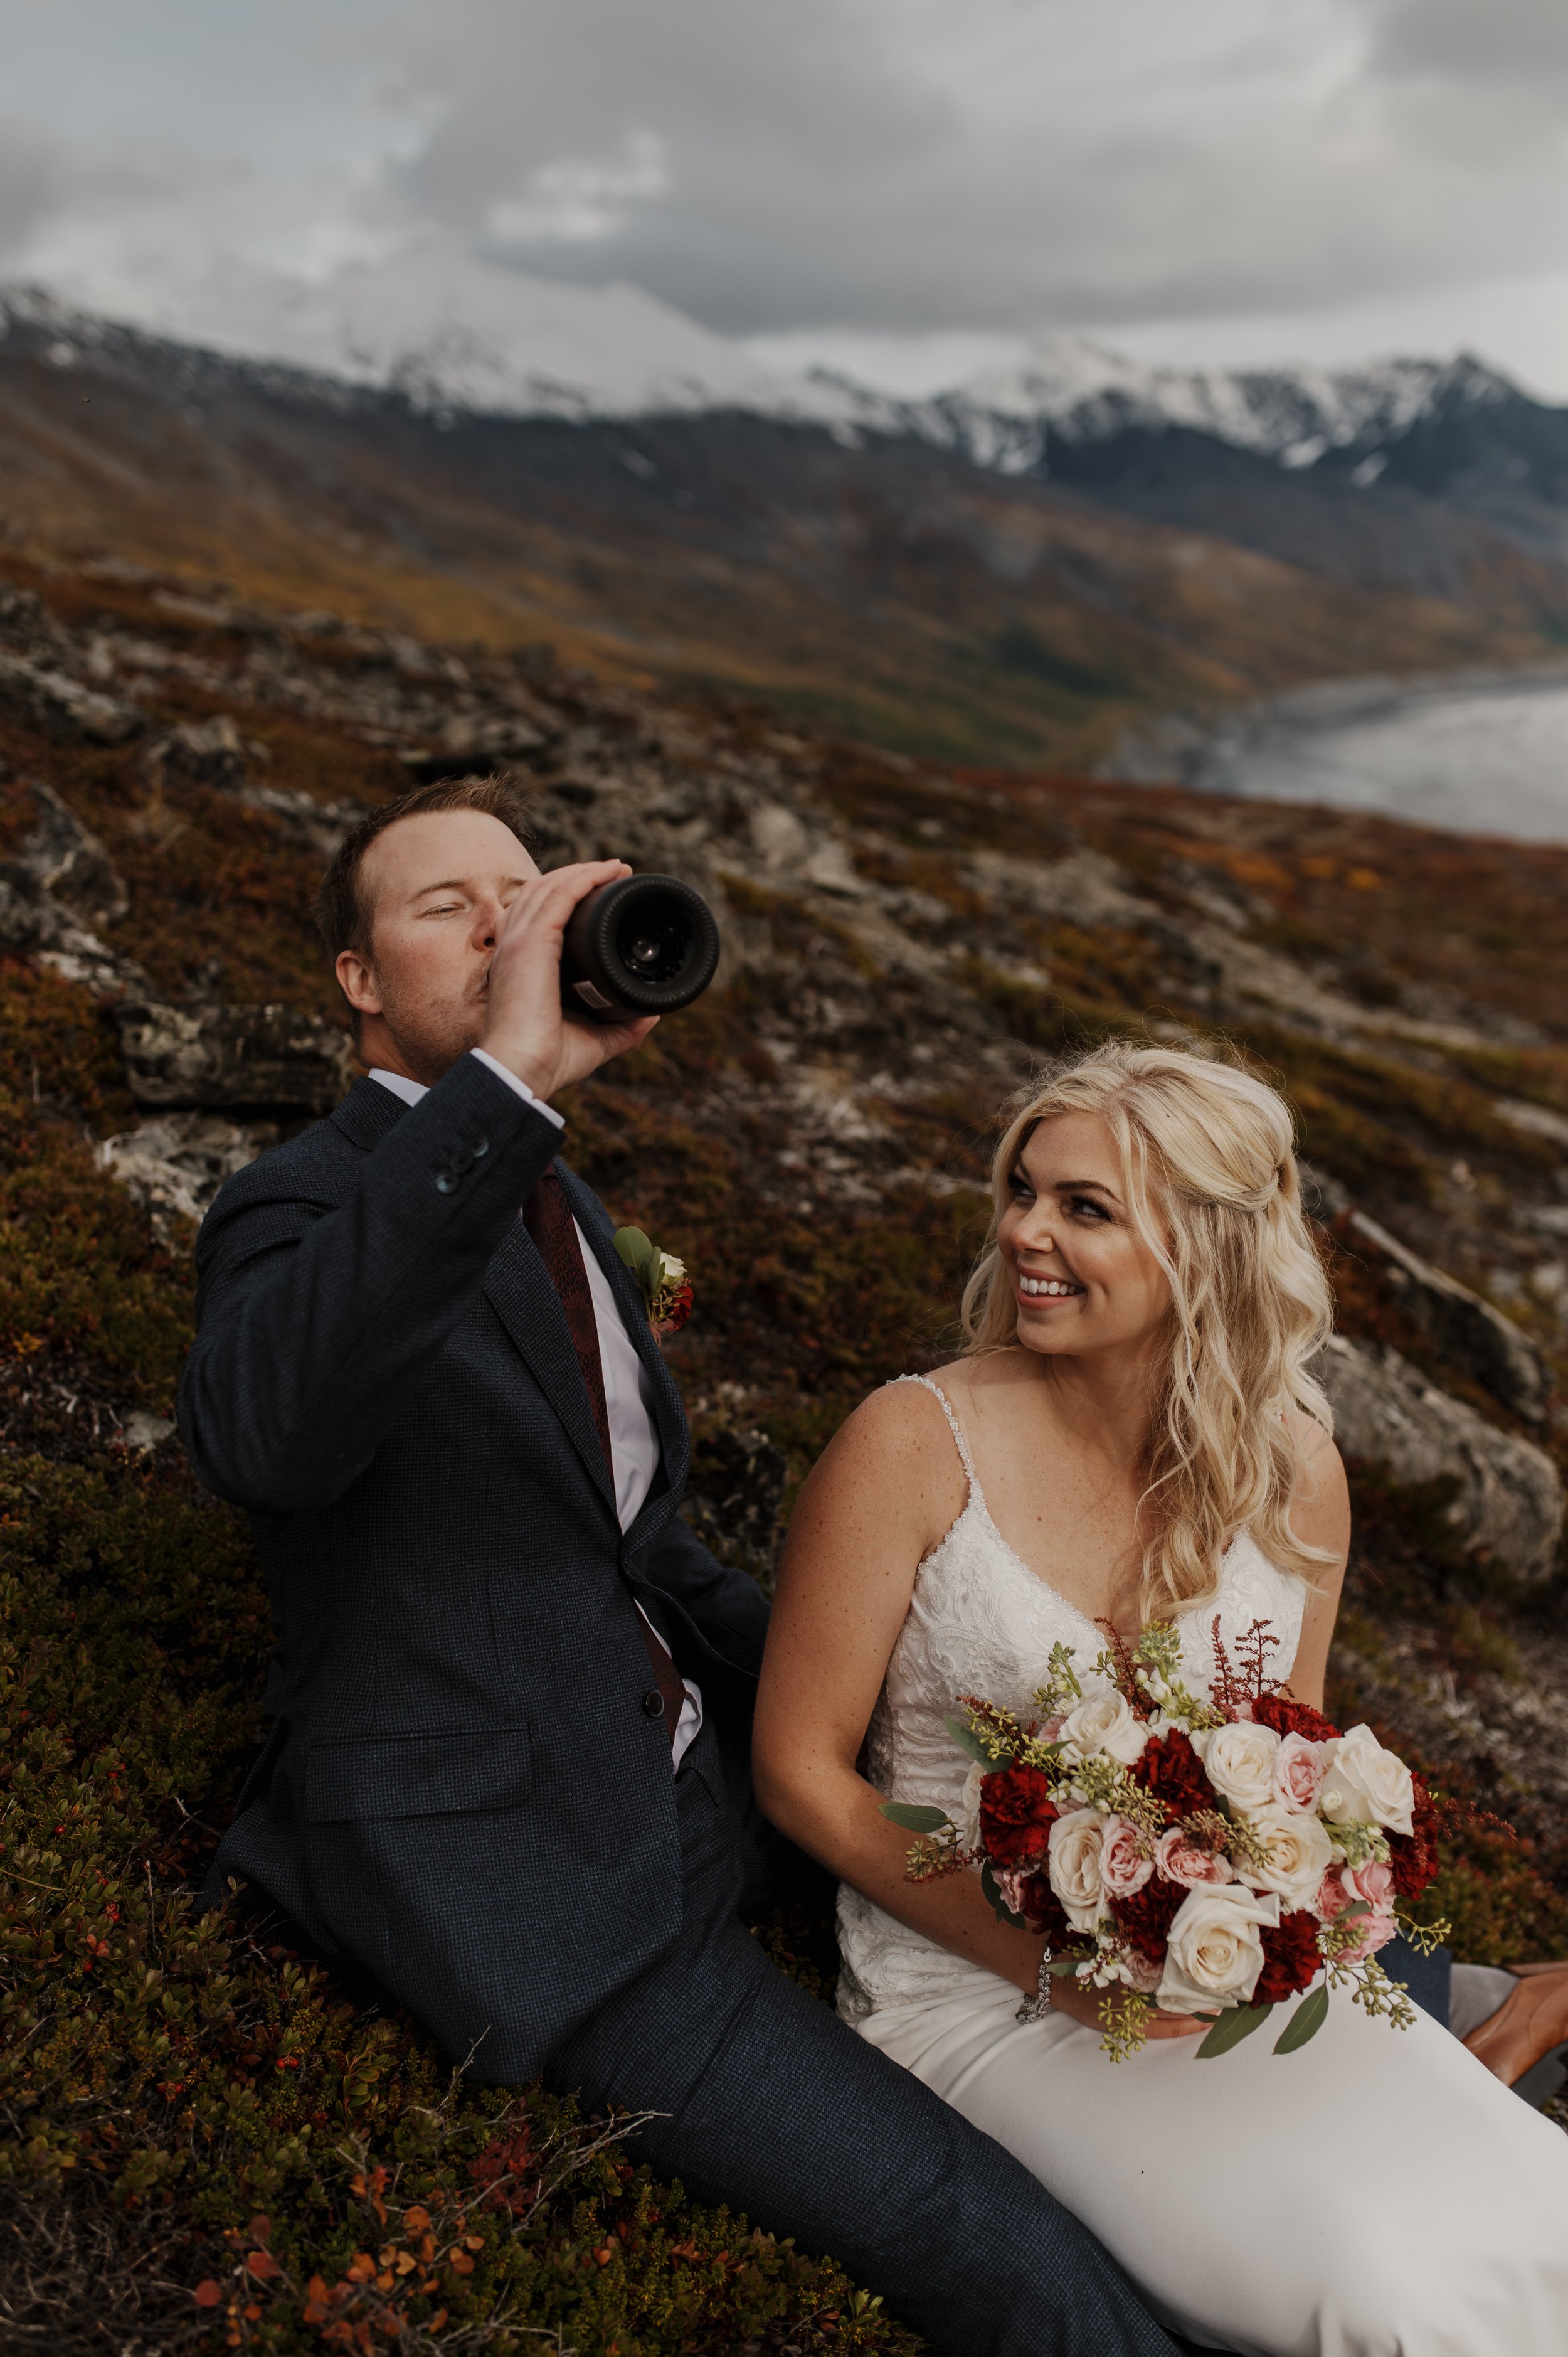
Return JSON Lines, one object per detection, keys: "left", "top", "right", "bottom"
{"left": 754, "top": 1384, "right": 1197, "bottom": 2035}
{"left": 1283, "top": 1412, "right": 1351, "bottom": 1710}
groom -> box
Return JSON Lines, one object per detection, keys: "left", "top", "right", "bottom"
{"left": 179, "top": 776, "right": 1185, "bottom": 2357}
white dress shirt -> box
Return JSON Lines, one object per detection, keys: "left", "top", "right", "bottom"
{"left": 369, "top": 1055, "right": 702, "bottom": 1764}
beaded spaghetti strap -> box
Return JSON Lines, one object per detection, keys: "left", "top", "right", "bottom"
{"left": 889, "top": 1371, "right": 979, "bottom": 1493}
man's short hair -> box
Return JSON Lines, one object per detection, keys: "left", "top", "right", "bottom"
{"left": 313, "top": 773, "right": 538, "bottom": 966}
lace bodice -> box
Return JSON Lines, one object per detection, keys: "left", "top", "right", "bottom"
{"left": 836, "top": 1374, "right": 1308, "bottom": 2022}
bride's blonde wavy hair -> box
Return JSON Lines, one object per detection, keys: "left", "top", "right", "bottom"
{"left": 961, "top": 1039, "right": 1336, "bottom": 1622}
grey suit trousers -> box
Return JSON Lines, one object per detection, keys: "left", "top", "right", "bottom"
{"left": 546, "top": 1725, "right": 1182, "bottom": 2357}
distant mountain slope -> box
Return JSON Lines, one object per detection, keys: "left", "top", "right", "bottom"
{"left": 0, "top": 258, "right": 878, "bottom": 430}
{"left": 2, "top": 287, "right": 1566, "bottom": 765}
{"left": 918, "top": 344, "right": 1568, "bottom": 589}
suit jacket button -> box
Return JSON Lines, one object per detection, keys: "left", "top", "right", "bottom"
{"left": 641, "top": 1688, "right": 666, "bottom": 1718}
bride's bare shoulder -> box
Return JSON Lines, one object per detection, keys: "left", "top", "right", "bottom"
{"left": 802, "top": 1373, "right": 967, "bottom": 1522}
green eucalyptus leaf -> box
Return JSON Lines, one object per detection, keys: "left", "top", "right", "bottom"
{"left": 1273, "top": 1984, "right": 1331, "bottom": 2055}
{"left": 879, "top": 1802, "right": 953, "bottom": 1835}
{"left": 613, "top": 1226, "right": 656, "bottom": 1274}
{"left": 944, "top": 1713, "right": 1000, "bottom": 1768}
{"left": 1195, "top": 2001, "right": 1274, "bottom": 2059}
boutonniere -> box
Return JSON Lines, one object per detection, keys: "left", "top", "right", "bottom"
{"left": 613, "top": 1226, "right": 694, "bottom": 1340}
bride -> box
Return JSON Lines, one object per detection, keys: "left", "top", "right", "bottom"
{"left": 754, "top": 1041, "right": 1568, "bottom": 2355}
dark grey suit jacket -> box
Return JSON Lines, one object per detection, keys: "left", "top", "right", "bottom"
{"left": 178, "top": 1053, "right": 771, "bottom": 2082}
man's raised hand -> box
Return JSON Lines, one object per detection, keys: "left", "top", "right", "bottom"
{"left": 480, "top": 860, "right": 658, "bottom": 1099}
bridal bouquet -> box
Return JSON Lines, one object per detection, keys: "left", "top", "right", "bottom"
{"left": 882, "top": 1618, "right": 1446, "bottom": 2062}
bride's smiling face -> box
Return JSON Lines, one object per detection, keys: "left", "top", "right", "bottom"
{"left": 997, "top": 1111, "right": 1173, "bottom": 1361}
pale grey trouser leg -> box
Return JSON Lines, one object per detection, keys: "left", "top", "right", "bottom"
{"left": 1448, "top": 1963, "right": 1521, "bottom": 2041}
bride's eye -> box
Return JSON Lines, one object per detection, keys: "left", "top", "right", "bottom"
{"left": 1006, "top": 1166, "right": 1034, "bottom": 1202}
{"left": 1068, "top": 1193, "right": 1111, "bottom": 1220}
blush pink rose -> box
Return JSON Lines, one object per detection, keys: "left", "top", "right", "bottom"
{"left": 1316, "top": 1862, "right": 1397, "bottom": 1964}
{"left": 996, "top": 1867, "right": 1037, "bottom": 1920}
{"left": 1099, "top": 1814, "right": 1155, "bottom": 1899}
{"left": 1273, "top": 1731, "right": 1329, "bottom": 1813}
{"left": 1155, "top": 1824, "right": 1234, "bottom": 1888}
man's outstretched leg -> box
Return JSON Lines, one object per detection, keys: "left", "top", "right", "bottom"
{"left": 545, "top": 1741, "right": 1179, "bottom": 2357}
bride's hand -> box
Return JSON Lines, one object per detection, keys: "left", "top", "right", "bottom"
{"left": 1038, "top": 1973, "right": 1208, "bottom": 2040}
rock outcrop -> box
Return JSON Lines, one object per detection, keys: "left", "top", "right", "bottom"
{"left": 97, "top": 1112, "right": 279, "bottom": 1236}
{"left": 0, "top": 864, "right": 147, "bottom": 996}
{"left": 1316, "top": 1333, "right": 1564, "bottom": 1582}
{"left": 112, "top": 1000, "right": 353, "bottom": 1115}
{"left": 142, "top": 713, "right": 368, "bottom": 853}
{"left": 1345, "top": 1209, "right": 1550, "bottom": 1422}
{"left": 0, "top": 650, "right": 142, "bottom": 743}
{"left": 12, "top": 778, "right": 129, "bottom": 930}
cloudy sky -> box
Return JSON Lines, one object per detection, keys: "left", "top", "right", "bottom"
{"left": 4, "top": 0, "right": 1568, "bottom": 394}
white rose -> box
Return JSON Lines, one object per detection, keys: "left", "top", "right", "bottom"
{"left": 1192, "top": 1719, "right": 1281, "bottom": 1812}
{"left": 955, "top": 1758, "right": 985, "bottom": 1853}
{"left": 1240, "top": 1804, "right": 1334, "bottom": 1910}
{"left": 1047, "top": 1806, "right": 1109, "bottom": 1932}
{"left": 1157, "top": 1884, "right": 1281, "bottom": 2013}
{"left": 1318, "top": 1725, "right": 1415, "bottom": 1838}
{"left": 1057, "top": 1686, "right": 1150, "bottom": 1769}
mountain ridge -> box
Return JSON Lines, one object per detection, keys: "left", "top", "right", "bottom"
{"left": 4, "top": 276, "right": 1568, "bottom": 769}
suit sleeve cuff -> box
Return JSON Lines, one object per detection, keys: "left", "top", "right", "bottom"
{"left": 469, "top": 1048, "right": 565, "bottom": 1130}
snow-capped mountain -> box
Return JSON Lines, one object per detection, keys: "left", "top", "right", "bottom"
{"left": 1, "top": 253, "right": 1531, "bottom": 475}
{"left": 2, "top": 247, "right": 882, "bottom": 430}
{"left": 911, "top": 339, "right": 1520, "bottom": 477}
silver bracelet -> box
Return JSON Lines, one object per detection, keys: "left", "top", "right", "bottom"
{"left": 1016, "top": 1946, "right": 1053, "bottom": 2023}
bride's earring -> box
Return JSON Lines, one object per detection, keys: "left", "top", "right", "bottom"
{"left": 1017, "top": 1947, "right": 1054, "bottom": 2023}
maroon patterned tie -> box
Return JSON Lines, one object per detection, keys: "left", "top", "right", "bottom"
{"left": 522, "top": 1169, "right": 684, "bottom": 1745}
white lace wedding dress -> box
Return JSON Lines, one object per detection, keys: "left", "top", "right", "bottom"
{"left": 839, "top": 1377, "right": 1568, "bottom": 2356}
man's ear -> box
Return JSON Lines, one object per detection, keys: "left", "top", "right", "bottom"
{"left": 335, "top": 947, "right": 381, "bottom": 1017}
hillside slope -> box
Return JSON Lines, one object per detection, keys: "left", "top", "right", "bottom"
{"left": 3, "top": 295, "right": 1564, "bottom": 772}
{"left": 1, "top": 553, "right": 1566, "bottom": 2346}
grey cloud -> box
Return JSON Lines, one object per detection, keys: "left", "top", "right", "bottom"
{"left": 1368, "top": 0, "right": 1568, "bottom": 82}
{"left": 356, "top": 0, "right": 1568, "bottom": 334}
{"left": 6, "top": 0, "right": 1568, "bottom": 354}
{"left": 0, "top": 123, "right": 68, "bottom": 267}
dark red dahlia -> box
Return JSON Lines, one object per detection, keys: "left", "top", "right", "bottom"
{"left": 1251, "top": 1693, "right": 1340, "bottom": 1745}
{"left": 978, "top": 1763, "right": 1060, "bottom": 1870}
{"left": 1254, "top": 1909, "right": 1323, "bottom": 2005}
{"left": 1387, "top": 1775, "right": 1439, "bottom": 1901}
{"left": 1133, "top": 1727, "right": 1211, "bottom": 1817}
{"left": 1108, "top": 1875, "right": 1185, "bottom": 1966}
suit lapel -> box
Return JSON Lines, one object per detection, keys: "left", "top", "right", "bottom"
{"left": 559, "top": 1166, "right": 691, "bottom": 1546}
{"left": 481, "top": 1194, "right": 618, "bottom": 1521}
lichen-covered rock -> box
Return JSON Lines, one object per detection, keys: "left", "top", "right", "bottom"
{"left": 0, "top": 863, "right": 147, "bottom": 996}
{"left": 0, "top": 649, "right": 143, "bottom": 743}
{"left": 140, "top": 713, "right": 249, "bottom": 790}
{"left": 97, "top": 1111, "right": 277, "bottom": 1233}
{"left": 14, "top": 778, "right": 129, "bottom": 929}
{"left": 141, "top": 714, "right": 367, "bottom": 851}
{"left": 1316, "top": 1333, "right": 1564, "bottom": 1582}
{"left": 112, "top": 999, "right": 352, "bottom": 1113}
{"left": 1347, "top": 1208, "right": 1550, "bottom": 1422}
